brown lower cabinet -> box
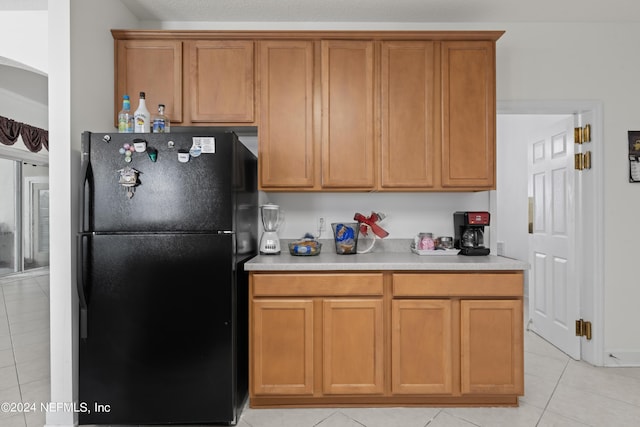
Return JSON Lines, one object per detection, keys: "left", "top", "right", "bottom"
{"left": 249, "top": 271, "right": 524, "bottom": 407}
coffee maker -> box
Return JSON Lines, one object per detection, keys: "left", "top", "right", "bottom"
{"left": 453, "top": 211, "right": 491, "bottom": 256}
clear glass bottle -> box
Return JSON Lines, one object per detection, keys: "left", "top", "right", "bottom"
{"left": 152, "top": 104, "right": 170, "bottom": 133}
{"left": 117, "top": 94, "right": 134, "bottom": 133}
{"left": 133, "top": 91, "right": 150, "bottom": 133}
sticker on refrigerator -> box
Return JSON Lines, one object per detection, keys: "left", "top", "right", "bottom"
{"left": 194, "top": 137, "right": 215, "bottom": 154}
{"left": 189, "top": 140, "right": 202, "bottom": 157}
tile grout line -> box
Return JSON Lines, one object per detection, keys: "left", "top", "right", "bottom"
{"left": 533, "top": 357, "right": 571, "bottom": 427}
{"left": 0, "top": 281, "right": 28, "bottom": 427}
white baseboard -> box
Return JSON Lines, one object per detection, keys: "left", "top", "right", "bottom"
{"left": 604, "top": 350, "right": 640, "bottom": 367}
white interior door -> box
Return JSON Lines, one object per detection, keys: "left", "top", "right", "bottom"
{"left": 23, "top": 177, "right": 49, "bottom": 269}
{"left": 528, "top": 115, "right": 581, "bottom": 359}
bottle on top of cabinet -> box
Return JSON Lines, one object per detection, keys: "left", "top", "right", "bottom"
{"left": 134, "top": 91, "right": 150, "bottom": 133}
{"left": 117, "top": 94, "right": 134, "bottom": 133}
{"left": 152, "top": 104, "right": 170, "bottom": 133}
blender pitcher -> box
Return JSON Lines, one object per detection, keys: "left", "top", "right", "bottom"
{"left": 259, "top": 204, "right": 283, "bottom": 254}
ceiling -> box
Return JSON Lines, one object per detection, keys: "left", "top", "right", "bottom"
{"left": 119, "top": 0, "right": 640, "bottom": 23}
{"left": 2, "top": 0, "right": 640, "bottom": 24}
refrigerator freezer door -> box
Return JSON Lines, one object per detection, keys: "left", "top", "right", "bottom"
{"left": 81, "top": 132, "right": 246, "bottom": 233}
{"left": 78, "top": 233, "right": 242, "bottom": 425}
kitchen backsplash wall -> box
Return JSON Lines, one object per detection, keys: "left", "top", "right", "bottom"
{"left": 259, "top": 191, "right": 492, "bottom": 242}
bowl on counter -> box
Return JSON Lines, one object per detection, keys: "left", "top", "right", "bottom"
{"left": 288, "top": 240, "right": 322, "bottom": 256}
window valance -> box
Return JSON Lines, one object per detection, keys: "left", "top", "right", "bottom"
{"left": 0, "top": 116, "right": 48, "bottom": 153}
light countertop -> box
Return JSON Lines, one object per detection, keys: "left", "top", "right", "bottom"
{"left": 245, "top": 241, "right": 529, "bottom": 272}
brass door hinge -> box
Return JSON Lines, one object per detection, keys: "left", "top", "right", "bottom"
{"left": 575, "top": 151, "right": 592, "bottom": 170}
{"left": 575, "top": 319, "right": 592, "bottom": 340}
{"left": 574, "top": 124, "right": 591, "bottom": 144}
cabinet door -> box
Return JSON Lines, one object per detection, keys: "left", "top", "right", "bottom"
{"left": 258, "top": 40, "right": 315, "bottom": 189}
{"left": 391, "top": 299, "right": 452, "bottom": 394}
{"left": 440, "top": 40, "right": 496, "bottom": 189}
{"left": 251, "top": 299, "right": 314, "bottom": 395}
{"left": 460, "top": 299, "right": 524, "bottom": 395}
{"left": 115, "top": 40, "right": 183, "bottom": 125}
{"left": 323, "top": 298, "right": 384, "bottom": 394}
{"left": 188, "top": 40, "right": 254, "bottom": 123}
{"left": 380, "top": 41, "right": 436, "bottom": 189}
{"left": 321, "top": 41, "right": 375, "bottom": 189}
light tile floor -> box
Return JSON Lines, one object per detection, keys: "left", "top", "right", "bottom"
{"left": 2, "top": 269, "right": 640, "bottom": 426}
{"left": 0, "top": 269, "right": 50, "bottom": 427}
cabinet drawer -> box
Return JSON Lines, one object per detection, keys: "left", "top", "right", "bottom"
{"left": 252, "top": 273, "right": 384, "bottom": 296}
{"left": 393, "top": 272, "right": 523, "bottom": 297}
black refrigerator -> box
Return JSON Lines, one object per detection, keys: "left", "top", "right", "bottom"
{"left": 77, "top": 130, "right": 257, "bottom": 425}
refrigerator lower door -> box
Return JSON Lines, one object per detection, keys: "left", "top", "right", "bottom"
{"left": 78, "top": 233, "right": 243, "bottom": 425}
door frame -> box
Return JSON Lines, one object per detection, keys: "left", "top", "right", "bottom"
{"left": 495, "top": 100, "right": 604, "bottom": 366}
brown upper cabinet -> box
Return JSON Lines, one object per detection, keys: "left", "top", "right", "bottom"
{"left": 321, "top": 40, "right": 376, "bottom": 190}
{"left": 258, "top": 40, "right": 315, "bottom": 189}
{"left": 114, "top": 39, "right": 184, "bottom": 125}
{"left": 112, "top": 30, "right": 502, "bottom": 192}
{"left": 441, "top": 40, "right": 496, "bottom": 189}
{"left": 188, "top": 40, "right": 254, "bottom": 123}
{"left": 380, "top": 41, "right": 435, "bottom": 189}
{"left": 113, "top": 31, "right": 255, "bottom": 127}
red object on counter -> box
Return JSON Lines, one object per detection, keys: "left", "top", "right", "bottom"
{"left": 354, "top": 212, "right": 389, "bottom": 238}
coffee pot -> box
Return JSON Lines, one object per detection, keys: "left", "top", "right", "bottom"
{"left": 461, "top": 228, "right": 484, "bottom": 248}
{"left": 454, "top": 211, "right": 490, "bottom": 256}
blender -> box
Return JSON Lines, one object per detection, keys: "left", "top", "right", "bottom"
{"left": 259, "top": 204, "right": 283, "bottom": 254}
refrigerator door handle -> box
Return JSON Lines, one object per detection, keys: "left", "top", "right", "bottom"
{"left": 76, "top": 234, "right": 89, "bottom": 339}
{"left": 80, "top": 150, "right": 92, "bottom": 233}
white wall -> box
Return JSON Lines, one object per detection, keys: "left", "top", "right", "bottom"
{"left": 0, "top": 10, "right": 48, "bottom": 153}
{"left": 0, "top": 88, "right": 48, "bottom": 130}
{"left": 263, "top": 192, "right": 490, "bottom": 241}
{"left": 0, "top": 11, "right": 48, "bottom": 74}
{"left": 47, "top": 1, "right": 139, "bottom": 426}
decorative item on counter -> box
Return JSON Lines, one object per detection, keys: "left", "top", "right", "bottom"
{"left": 288, "top": 233, "right": 322, "bottom": 256}
{"left": 416, "top": 232, "right": 435, "bottom": 250}
{"left": 331, "top": 222, "right": 358, "bottom": 254}
{"left": 435, "top": 236, "right": 453, "bottom": 249}
{"left": 410, "top": 233, "right": 459, "bottom": 256}
{"left": 353, "top": 211, "right": 389, "bottom": 254}
{"left": 117, "top": 166, "right": 140, "bottom": 199}
{"left": 354, "top": 212, "right": 389, "bottom": 238}
{"left": 101, "top": 135, "right": 111, "bottom": 144}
